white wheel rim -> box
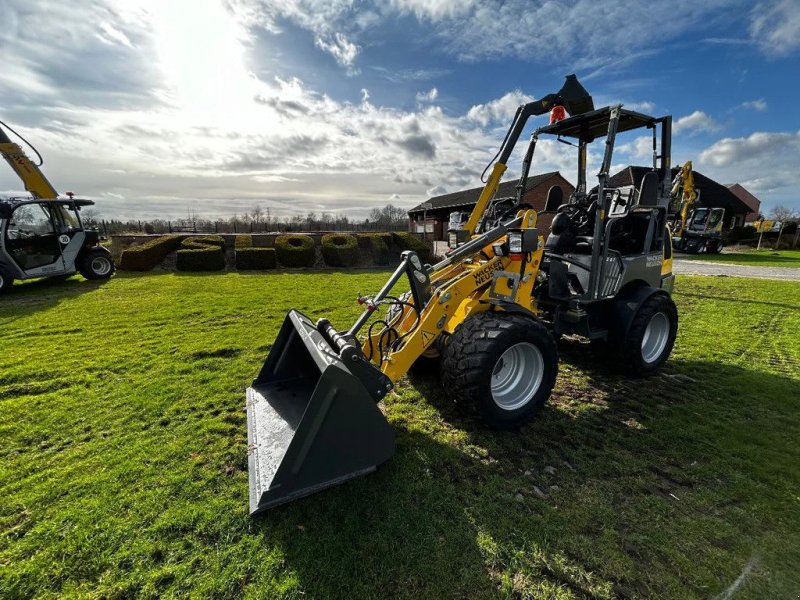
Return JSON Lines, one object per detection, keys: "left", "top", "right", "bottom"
{"left": 641, "top": 312, "right": 669, "bottom": 364}
{"left": 91, "top": 257, "right": 112, "bottom": 276}
{"left": 491, "top": 342, "right": 544, "bottom": 411}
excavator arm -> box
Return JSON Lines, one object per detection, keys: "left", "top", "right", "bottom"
{"left": 0, "top": 122, "right": 59, "bottom": 200}
{"left": 670, "top": 160, "right": 696, "bottom": 237}
{"left": 462, "top": 74, "right": 594, "bottom": 235}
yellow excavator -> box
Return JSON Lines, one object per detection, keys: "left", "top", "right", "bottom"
{"left": 669, "top": 161, "right": 725, "bottom": 253}
{"left": 0, "top": 120, "right": 114, "bottom": 292}
{"left": 246, "top": 76, "right": 679, "bottom": 514}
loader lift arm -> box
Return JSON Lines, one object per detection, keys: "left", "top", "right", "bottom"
{"left": 0, "top": 121, "right": 59, "bottom": 200}
{"left": 462, "top": 74, "right": 594, "bottom": 235}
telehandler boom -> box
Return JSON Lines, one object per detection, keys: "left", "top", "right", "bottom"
{"left": 246, "top": 76, "right": 679, "bottom": 515}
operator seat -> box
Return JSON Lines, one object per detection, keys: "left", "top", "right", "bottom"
{"left": 636, "top": 171, "right": 659, "bottom": 207}
{"left": 544, "top": 211, "right": 577, "bottom": 255}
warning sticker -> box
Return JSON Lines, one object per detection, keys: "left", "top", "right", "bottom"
{"left": 421, "top": 330, "right": 436, "bottom": 347}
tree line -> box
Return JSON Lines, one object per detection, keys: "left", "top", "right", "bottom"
{"left": 82, "top": 203, "right": 410, "bottom": 235}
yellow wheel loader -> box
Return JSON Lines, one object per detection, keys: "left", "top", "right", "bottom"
{"left": 246, "top": 76, "right": 678, "bottom": 515}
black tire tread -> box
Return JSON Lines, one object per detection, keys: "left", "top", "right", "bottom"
{"left": 78, "top": 250, "right": 115, "bottom": 280}
{"left": 619, "top": 293, "right": 678, "bottom": 376}
{"left": 441, "top": 311, "right": 558, "bottom": 429}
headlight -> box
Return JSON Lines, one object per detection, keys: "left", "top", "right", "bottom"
{"left": 508, "top": 232, "right": 523, "bottom": 254}
{"left": 448, "top": 231, "right": 458, "bottom": 249}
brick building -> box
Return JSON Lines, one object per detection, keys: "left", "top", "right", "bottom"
{"left": 725, "top": 183, "right": 761, "bottom": 223}
{"left": 407, "top": 171, "right": 574, "bottom": 241}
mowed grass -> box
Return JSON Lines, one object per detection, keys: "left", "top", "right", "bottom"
{"left": 678, "top": 248, "right": 800, "bottom": 268}
{"left": 1, "top": 271, "right": 799, "bottom": 599}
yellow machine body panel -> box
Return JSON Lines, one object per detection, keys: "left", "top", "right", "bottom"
{"left": 0, "top": 141, "right": 59, "bottom": 200}
{"left": 363, "top": 210, "right": 544, "bottom": 383}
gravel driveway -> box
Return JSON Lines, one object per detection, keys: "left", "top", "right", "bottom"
{"left": 673, "top": 259, "right": 800, "bottom": 281}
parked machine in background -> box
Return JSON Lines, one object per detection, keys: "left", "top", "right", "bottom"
{"left": 0, "top": 120, "right": 114, "bottom": 293}
{"left": 669, "top": 161, "right": 724, "bottom": 254}
{"left": 244, "top": 75, "right": 680, "bottom": 515}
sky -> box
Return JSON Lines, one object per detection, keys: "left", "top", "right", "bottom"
{"left": 0, "top": 0, "right": 798, "bottom": 221}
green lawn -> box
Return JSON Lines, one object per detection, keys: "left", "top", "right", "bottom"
{"left": 678, "top": 248, "right": 800, "bottom": 268}
{"left": 1, "top": 272, "right": 799, "bottom": 599}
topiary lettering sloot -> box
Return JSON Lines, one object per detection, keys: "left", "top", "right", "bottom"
{"left": 274, "top": 235, "right": 316, "bottom": 268}
{"left": 320, "top": 233, "right": 359, "bottom": 267}
{"left": 176, "top": 235, "right": 226, "bottom": 271}
{"left": 235, "top": 235, "right": 277, "bottom": 270}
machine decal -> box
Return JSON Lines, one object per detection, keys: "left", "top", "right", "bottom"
{"left": 472, "top": 260, "right": 503, "bottom": 286}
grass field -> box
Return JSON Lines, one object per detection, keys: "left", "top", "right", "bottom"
{"left": 678, "top": 248, "right": 800, "bottom": 268}
{"left": 1, "top": 272, "right": 799, "bottom": 599}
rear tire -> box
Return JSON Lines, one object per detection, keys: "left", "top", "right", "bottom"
{"left": 618, "top": 294, "right": 678, "bottom": 376}
{"left": 78, "top": 250, "right": 115, "bottom": 280}
{"left": 441, "top": 312, "right": 558, "bottom": 429}
{"left": 0, "top": 272, "right": 12, "bottom": 294}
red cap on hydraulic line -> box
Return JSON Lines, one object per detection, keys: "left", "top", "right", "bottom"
{"left": 549, "top": 105, "right": 566, "bottom": 124}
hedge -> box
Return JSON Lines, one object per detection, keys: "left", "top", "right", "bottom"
{"left": 176, "top": 236, "right": 226, "bottom": 271}
{"left": 235, "top": 235, "right": 276, "bottom": 269}
{"left": 727, "top": 225, "right": 757, "bottom": 244}
{"left": 275, "top": 234, "right": 316, "bottom": 268}
{"left": 119, "top": 235, "right": 184, "bottom": 271}
{"left": 392, "top": 232, "right": 433, "bottom": 263}
{"left": 321, "top": 233, "right": 359, "bottom": 267}
{"left": 358, "top": 233, "right": 393, "bottom": 265}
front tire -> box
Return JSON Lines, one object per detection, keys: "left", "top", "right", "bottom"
{"left": 441, "top": 312, "right": 558, "bottom": 429}
{"left": 618, "top": 294, "right": 678, "bottom": 376}
{"left": 78, "top": 249, "right": 115, "bottom": 280}
{"left": 0, "top": 271, "right": 13, "bottom": 294}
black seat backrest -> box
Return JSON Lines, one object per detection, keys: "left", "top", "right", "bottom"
{"left": 543, "top": 186, "right": 563, "bottom": 212}
{"left": 637, "top": 171, "right": 659, "bottom": 207}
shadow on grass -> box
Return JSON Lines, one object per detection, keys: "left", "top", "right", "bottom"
{"left": 247, "top": 342, "right": 799, "bottom": 599}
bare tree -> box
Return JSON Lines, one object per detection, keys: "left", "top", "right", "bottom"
{"left": 769, "top": 205, "right": 798, "bottom": 222}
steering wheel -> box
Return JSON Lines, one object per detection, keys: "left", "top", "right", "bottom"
{"left": 560, "top": 203, "right": 592, "bottom": 230}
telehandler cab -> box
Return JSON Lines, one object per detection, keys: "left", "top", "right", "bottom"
{"left": 246, "top": 75, "right": 678, "bottom": 515}
{"left": 0, "top": 120, "right": 114, "bottom": 293}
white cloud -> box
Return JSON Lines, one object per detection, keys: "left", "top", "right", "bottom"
{"left": 696, "top": 130, "right": 800, "bottom": 212}
{"left": 415, "top": 88, "right": 438, "bottom": 102}
{"left": 673, "top": 111, "right": 721, "bottom": 134}
{"left": 466, "top": 91, "right": 533, "bottom": 127}
{"left": 698, "top": 130, "right": 800, "bottom": 167}
{"left": 625, "top": 101, "right": 656, "bottom": 113}
{"left": 616, "top": 136, "right": 653, "bottom": 160}
{"left": 315, "top": 31, "right": 359, "bottom": 69}
{"left": 737, "top": 99, "right": 768, "bottom": 112}
{"left": 388, "top": 0, "right": 477, "bottom": 20}
{"left": 750, "top": 0, "right": 800, "bottom": 56}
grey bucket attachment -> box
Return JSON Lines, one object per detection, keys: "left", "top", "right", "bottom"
{"left": 246, "top": 309, "right": 395, "bottom": 515}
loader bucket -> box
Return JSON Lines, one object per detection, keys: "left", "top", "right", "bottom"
{"left": 246, "top": 309, "right": 395, "bottom": 515}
